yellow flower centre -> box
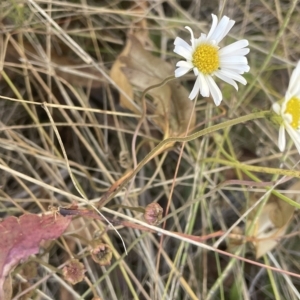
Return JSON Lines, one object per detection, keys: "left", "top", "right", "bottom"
{"left": 285, "top": 96, "right": 300, "bottom": 129}
{"left": 192, "top": 43, "right": 220, "bottom": 75}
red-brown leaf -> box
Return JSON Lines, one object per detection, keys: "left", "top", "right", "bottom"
{"left": 0, "top": 213, "right": 71, "bottom": 298}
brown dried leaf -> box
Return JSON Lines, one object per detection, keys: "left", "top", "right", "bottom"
{"left": 110, "top": 4, "right": 153, "bottom": 115}
{"left": 110, "top": 37, "right": 137, "bottom": 113}
{"left": 0, "top": 213, "right": 72, "bottom": 298}
{"left": 246, "top": 186, "right": 296, "bottom": 259}
{"left": 117, "top": 35, "right": 196, "bottom": 137}
{"left": 3, "top": 38, "right": 103, "bottom": 88}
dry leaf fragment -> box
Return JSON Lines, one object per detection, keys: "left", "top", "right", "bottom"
{"left": 115, "top": 35, "right": 196, "bottom": 137}
{"left": 109, "top": 3, "right": 152, "bottom": 115}
{"left": 110, "top": 36, "right": 138, "bottom": 114}
{"left": 3, "top": 38, "right": 103, "bottom": 88}
{"left": 246, "top": 190, "right": 295, "bottom": 259}
{"left": 227, "top": 181, "right": 299, "bottom": 259}
{"left": 0, "top": 213, "right": 72, "bottom": 299}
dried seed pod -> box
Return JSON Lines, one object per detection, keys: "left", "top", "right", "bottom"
{"left": 90, "top": 242, "right": 112, "bottom": 266}
{"left": 144, "top": 203, "right": 163, "bottom": 225}
{"left": 62, "top": 259, "right": 85, "bottom": 285}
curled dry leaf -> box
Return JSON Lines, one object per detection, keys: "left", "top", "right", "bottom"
{"left": 110, "top": 37, "right": 137, "bottom": 114}
{"left": 110, "top": 3, "right": 153, "bottom": 115}
{"left": 113, "top": 35, "right": 196, "bottom": 137}
{"left": 0, "top": 213, "right": 72, "bottom": 299}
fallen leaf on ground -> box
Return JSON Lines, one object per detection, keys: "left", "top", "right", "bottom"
{"left": 0, "top": 213, "right": 72, "bottom": 299}
{"left": 114, "top": 35, "right": 196, "bottom": 137}
{"left": 247, "top": 185, "right": 296, "bottom": 258}
{"left": 109, "top": 4, "right": 151, "bottom": 115}
{"left": 110, "top": 36, "right": 137, "bottom": 113}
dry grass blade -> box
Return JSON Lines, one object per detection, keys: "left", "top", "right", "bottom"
{"left": 1, "top": 0, "right": 300, "bottom": 299}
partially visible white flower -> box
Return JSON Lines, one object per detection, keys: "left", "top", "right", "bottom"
{"left": 272, "top": 61, "right": 300, "bottom": 153}
{"left": 174, "top": 14, "right": 250, "bottom": 106}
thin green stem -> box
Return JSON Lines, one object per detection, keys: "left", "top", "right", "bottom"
{"left": 264, "top": 254, "right": 281, "bottom": 300}
{"left": 206, "top": 246, "right": 244, "bottom": 300}
{"left": 99, "top": 110, "right": 269, "bottom": 207}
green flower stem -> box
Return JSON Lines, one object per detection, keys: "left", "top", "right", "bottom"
{"left": 99, "top": 110, "right": 269, "bottom": 207}
{"left": 201, "top": 157, "right": 300, "bottom": 209}
{"left": 202, "top": 157, "right": 300, "bottom": 180}
{"left": 206, "top": 246, "right": 245, "bottom": 300}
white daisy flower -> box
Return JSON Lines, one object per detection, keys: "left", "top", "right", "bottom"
{"left": 272, "top": 61, "right": 300, "bottom": 153}
{"left": 174, "top": 14, "right": 250, "bottom": 106}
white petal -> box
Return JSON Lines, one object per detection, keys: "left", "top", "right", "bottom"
{"left": 289, "top": 61, "right": 300, "bottom": 86}
{"left": 198, "top": 73, "right": 210, "bottom": 97}
{"left": 272, "top": 102, "right": 281, "bottom": 115}
{"left": 175, "top": 66, "right": 192, "bottom": 77}
{"left": 185, "top": 26, "right": 195, "bottom": 49}
{"left": 232, "top": 75, "right": 247, "bottom": 85}
{"left": 210, "top": 16, "right": 235, "bottom": 44}
{"left": 208, "top": 15, "right": 228, "bottom": 41}
{"left": 286, "top": 61, "right": 300, "bottom": 98}
{"left": 221, "top": 48, "right": 250, "bottom": 56}
{"left": 219, "top": 40, "right": 249, "bottom": 56}
{"left": 218, "top": 20, "right": 235, "bottom": 43}
{"left": 278, "top": 124, "right": 286, "bottom": 152}
{"left": 176, "top": 60, "right": 193, "bottom": 68}
{"left": 216, "top": 69, "right": 247, "bottom": 85}
{"left": 222, "top": 64, "right": 250, "bottom": 73}
{"left": 196, "top": 33, "right": 208, "bottom": 45}
{"left": 283, "top": 113, "right": 292, "bottom": 124}
{"left": 174, "top": 45, "right": 193, "bottom": 60}
{"left": 206, "top": 76, "right": 222, "bottom": 106}
{"left": 285, "top": 123, "right": 300, "bottom": 154}
{"left": 189, "top": 77, "right": 201, "bottom": 100}
{"left": 207, "top": 14, "right": 219, "bottom": 40}
{"left": 193, "top": 67, "right": 199, "bottom": 76}
{"left": 174, "top": 37, "right": 192, "bottom": 51}
{"left": 214, "top": 72, "right": 238, "bottom": 90}
{"left": 220, "top": 56, "right": 248, "bottom": 64}
{"left": 220, "top": 49, "right": 250, "bottom": 58}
